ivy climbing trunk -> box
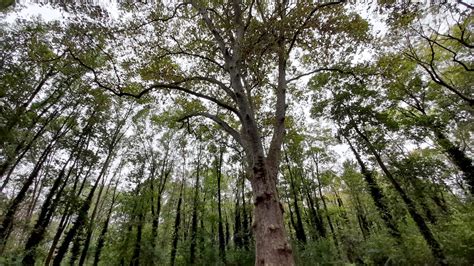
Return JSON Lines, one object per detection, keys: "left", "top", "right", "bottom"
{"left": 352, "top": 124, "right": 447, "bottom": 265}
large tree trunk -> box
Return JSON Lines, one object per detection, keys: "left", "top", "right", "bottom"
{"left": 250, "top": 157, "right": 293, "bottom": 266}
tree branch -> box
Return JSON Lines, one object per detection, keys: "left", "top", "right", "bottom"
{"left": 69, "top": 49, "right": 242, "bottom": 117}
{"left": 179, "top": 112, "right": 242, "bottom": 145}
{"left": 287, "top": 0, "right": 345, "bottom": 56}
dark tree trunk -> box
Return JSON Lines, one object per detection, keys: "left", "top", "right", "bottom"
{"left": 93, "top": 182, "right": 118, "bottom": 266}
{"left": 45, "top": 210, "right": 71, "bottom": 265}
{"left": 353, "top": 125, "right": 447, "bottom": 265}
{"left": 241, "top": 174, "right": 250, "bottom": 250}
{"left": 189, "top": 147, "right": 202, "bottom": 264}
{"left": 234, "top": 187, "right": 243, "bottom": 248}
{"left": 225, "top": 217, "right": 230, "bottom": 248}
{"left": 345, "top": 135, "right": 402, "bottom": 241}
{"left": 0, "top": 142, "right": 54, "bottom": 252}
{"left": 53, "top": 117, "right": 123, "bottom": 265}
{"left": 170, "top": 183, "right": 183, "bottom": 266}
{"left": 0, "top": 96, "right": 61, "bottom": 191}
{"left": 79, "top": 156, "right": 122, "bottom": 266}
{"left": 78, "top": 177, "right": 108, "bottom": 266}
{"left": 284, "top": 149, "right": 307, "bottom": 244}
{"left": 52, "top": 174, "right": 101, "bottom": 266}
{"left": 22, "top": 155, "right": 74, "bottom": 265}
{"left": 312, "top": 154, "right": 340, "bottom": 253}
{"left": 130, "top": 211, "right": 144, "bottom": 266}
{"left": 434, "top": 129, "right": 474, "bottom": 195}
{"left": 216, "top": 148, "right": 226, "bottom": 263}
{"left": 305, "top": 188, "right": 326, "bottom": 239}
{"left": 44, "top": 160, "right": 94, "bottom": 266}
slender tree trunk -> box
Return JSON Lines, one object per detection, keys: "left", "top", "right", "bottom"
{"left": 353, "top": 125, "right": 447, "bottom": 265}
{"left": 45, "top": 211, "right": 71, "bottom": 265}
{"left": 78, "top": 177, "right": 108, "bottom": 266}
{"left": 304, "top": 187, "right": 326, "bottom": 239}
{"left": 44, "top": 159, "right": 94, "bottom": 266}
{"left": 0, "top": 89, "right": 60, "bottom": 190}
{"left": 189, "top": 146, "right": 202, "bottom": 264}
{"left": 284, "top": 149, "right": 307, "bottom": 244}
{"left": 24, "top": 123, "right": 90, "bottom": 265}
{"left": 0, "top": 142, "right": 54, "bottom": 253}
{"left": 130, "top": 210, "right": 144, "bottom": 266}
{"left": 22, "top": 156, "right": 74, "bottom": 265}
{"left": 170, "top": 183, "right": 184, "bottom": 266}
{"left": 345, "top": 135, "right": 402, "bottom": 241}
{"left": 79, "top": 156, "right": 123, "bottom": 266}
{"left": 234, "top": 185, "right": 243, "bottom": 248}
{"left": 241, "top": 173, "right": 250, "bottom": 250}
{"left": 312, "top": 154, "right": 340, "bottom": 253}
{"left": 151, "top": 172, "right": 167, "bottom": 251}
{"left": 216, "top": 148, "right": 226, "bottom": 263}
{"left": 52, "top": 174, "right": 101, "bottom": 266}
{"left": 52, "top": 115, "right": 124, "bottom": 265}
{"left": 92, "top": 181, "right": 118, "bottom": 266}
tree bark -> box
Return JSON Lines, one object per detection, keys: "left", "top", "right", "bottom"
{"left": 250, "top": 156, "right": 293, "bottom": 266}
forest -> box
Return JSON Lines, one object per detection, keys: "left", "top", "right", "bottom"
{"left": 0, "top": 0, "right": 473, "bottom": 265}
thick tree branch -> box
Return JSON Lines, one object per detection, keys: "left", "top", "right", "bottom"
{"left": 69, "top": 50, "right": 242, "bottom": 117}
{"left": 179, "top": 112, "right": 242, "bottom": 146}
{"left": 192, "top": 1, "right": 231, "bottom": 62}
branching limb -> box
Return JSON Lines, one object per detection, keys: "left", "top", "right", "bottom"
{"left": 287, "top": 0, "right": 345, "bottom": 55}
{"left": 179, "top": 112, "right": 242, "bottom": 146}
{"left": 287, "top": 67, "right": 365, "bottom": 84}
{"left": 68, "top": 49, "right": 242, "bottom": 117}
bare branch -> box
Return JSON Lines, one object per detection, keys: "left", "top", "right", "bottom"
{"left": 287, "top": 67, "right": 365, "bottom": 84}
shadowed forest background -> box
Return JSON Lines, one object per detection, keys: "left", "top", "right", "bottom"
{"left": 0, "top": 0, "right": 473, "bottom": 265}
